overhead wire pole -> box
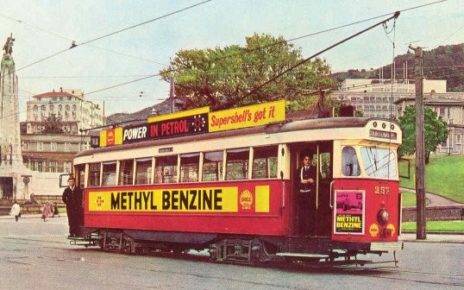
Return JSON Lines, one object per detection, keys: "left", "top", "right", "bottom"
{"left": 247, "top": 11, "right": 401, "bottom": 96}
{"left": 409, "top": 45, "right": 426, "bottom": 240}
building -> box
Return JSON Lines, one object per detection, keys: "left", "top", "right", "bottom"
{"left": 332, "top": 78, "right": 447, "bottom": 118}
{"left": 25, "top": 88, "right": 105, "bottom": 134}
{"left": 21, "top": 133, "right": 89, "bottom": 174}
{"left": 21, "top": 89, "right": 105, "bottom": 175}
{"left": 395, "top": 93, "right": 464, "bottom": 155}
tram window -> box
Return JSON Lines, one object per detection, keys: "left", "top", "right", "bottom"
{"left": 101, "top": 162, "right": 117, "bottom": 186}
{"left": 226, "top": 148, "right": 249, "bottom": 180}
{"left": 341, "top": 146, "right": 360, "bottom": 176}
{"left": 155, "top": 155, "right": 178, "bottom": 183}
{"left": 75, "top": 165, "right": 85, "bottom": 188}
{"left": 135, "top": 159, "right": 152, "bottom": 185}
{"left": 88, "top": 163, "right": 101, "bottom": 186}
{"left": 203, "top": 151, "right": 223, "bottom": 181}
{"left": 360, "top": 147, "right": 397, "bottom": 178}
{"left": 180, "top": 153, "right": 199, "bottom": 182}
{"left": 119, "top": 159, "right": 133, "bottom": 185}
{"left": 252, "top": 146, "right": 277, "bottom": 179}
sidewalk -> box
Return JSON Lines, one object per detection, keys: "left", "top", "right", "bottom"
{"left": 0, "top": 213, "right": 67, "bottom": 219}
{"left": 400, "top": 233, "right": 464, "bottom": 244}
{"left": 400, "top": 187, "right": 463, "bottom": 207}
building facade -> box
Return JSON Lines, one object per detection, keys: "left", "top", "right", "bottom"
{"left": 395, "top": 94, "right": 464, "bottom": 155}
{"left": 26, "top": 88, "right": 105, "bottom": 133}
{"left": 333, "top": 78, "right": 447, "bottom": 118}
{"left": 20, "top": 88, "right": 105, "bottom": 176}
{"left": 21, "top": 134, "right": 90, "bottom": 173}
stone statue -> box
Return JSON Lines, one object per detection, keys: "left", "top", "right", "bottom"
{"left": 3, "top": 33, "right": 14, "bottom": 56}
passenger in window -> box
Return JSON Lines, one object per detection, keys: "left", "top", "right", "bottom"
{"left": 297, "top": 154, "right": 316, "bottom": 235}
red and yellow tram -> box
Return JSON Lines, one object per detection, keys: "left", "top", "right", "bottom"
{"left": 69, "top": 100, "right": 403, "bottom": 264}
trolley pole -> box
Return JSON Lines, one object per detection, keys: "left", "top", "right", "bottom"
{"left": 409, "top": 45, "right": 426, "bottom": 240}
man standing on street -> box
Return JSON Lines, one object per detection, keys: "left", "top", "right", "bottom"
{"left": 62, "top": 177, "right": 83, "bottom": 237}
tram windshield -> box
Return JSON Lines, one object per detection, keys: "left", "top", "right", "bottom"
{"left": 359, "top": 146, "right": 397, "bottom": 179}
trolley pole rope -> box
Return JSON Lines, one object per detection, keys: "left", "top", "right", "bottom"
{"left": 248, "top": 11, "right": 401, "bottom": 96}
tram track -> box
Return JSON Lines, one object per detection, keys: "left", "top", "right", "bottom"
{"left": 2, "top": 235, "right": 463, "bottom": 288}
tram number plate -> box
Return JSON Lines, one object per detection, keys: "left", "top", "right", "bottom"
{"left": 374, "top": 186, "right": 390, "bottom": 195}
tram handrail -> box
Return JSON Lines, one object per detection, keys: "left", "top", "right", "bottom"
{"left": 329, "top": 180, "right": 335, "bottom": 209}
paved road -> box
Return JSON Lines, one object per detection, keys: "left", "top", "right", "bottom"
{"left": 1, "top": 217, "right": 463, "bottom": 290}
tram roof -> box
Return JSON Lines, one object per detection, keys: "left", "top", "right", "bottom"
{"left": 76, "top": 116, "right": 390, "bottom": 158}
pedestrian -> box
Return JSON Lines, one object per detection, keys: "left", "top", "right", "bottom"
{"left": 62, "top": 176, "right": 83, "bottom": 237}
{"left": 9, "top": 200, "right": 21, "bottom": 222}
{"left": 52, "top": 202, "right": 60, "bottom": 217}
{"left": 41, "top": 202, "right": 53, "bottom": 222}
{"left": 296, "top": 154, "right": 316, "bottom": 235}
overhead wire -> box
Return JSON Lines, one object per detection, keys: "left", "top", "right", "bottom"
{"left": 0, "top": 0, "right": 449, "bottom": 120}
{"left": 15, "top": 0, "right": 212, "bottom": 71}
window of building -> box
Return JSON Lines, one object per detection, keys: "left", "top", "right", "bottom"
{"left": 73, "top": 104, "right": 77, "bottom": 110}
{"left": 439, "top": 107, "right": 445, "bottom": 117}
{"left": 341, "top": 146, "right": 360, "bottom": 176}
{"left": 57, "top": 162, "right": 64, "bottom": 173}
{"left": 33, "top": 105, "right": 38, "bottom": 112}
{"left": 41, "top": 105, "right": 46, "bottom": 111}
{"left": 155, "top": 156, "right": 178, "bottom": 183}
{"left": 252, "top": 146, "right": 277, "bottom": 179}
{"left": 37, "top": 161, "right": 43, "bottom": 172}
{"left": 88, "top": 163, "right": 101, "bottom": 186}
{"left": 119, "top": 159, "right": 134, "bottom": 185}
{"left": 50, "top": 142, "right": 57, "bottom": 151}
{"left": 37, "top": 142, "right": 43, "bottom": 151}
{"left": 49, "top": 161, "right": 56, "bottom": 172}
{"left": 202, "top": 151, "right": 223, "bottom": 181}
{"left": 180, "top": 153, "right": 199, "bottom": 182}
{"left": 49, "top": 104, "right": 54, "bottom": 111}
{"left": 135, "top": 159, "right": 152, "bottom": 185}
{"left": 101, "top": 162, "right": 117, "bottom": 186}
{"left": 59, "top": 104, "right": 62, "bottom": 111}
{"left": 226, "top": 148, "right": 249, "bottom": 180}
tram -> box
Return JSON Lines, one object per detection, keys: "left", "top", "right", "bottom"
{"left": 67, "top": 100, "right": 403, "bottom": 265}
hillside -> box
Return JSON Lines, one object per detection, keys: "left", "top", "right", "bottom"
{"left": 334, "top": 44, "right": 464, "bottom": 91}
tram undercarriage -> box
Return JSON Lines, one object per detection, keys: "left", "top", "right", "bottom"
{"left": 69, "top": 228, "right": 402, "bottom": 267}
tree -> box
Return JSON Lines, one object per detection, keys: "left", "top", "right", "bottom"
{"left": 159, "top": 33, "right": 334, "bottom": 111}
{"left": 398, "top": 106, "right": 448, "bottom": 164}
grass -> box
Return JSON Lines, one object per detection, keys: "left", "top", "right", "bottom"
{"left": 399, "top": 156, "right": 464, "bottom": 203}
{"left": 401, "top": 191, "right": 417, "bottom": 208}
{"left": 402, "top": 220, "right": 464, "bottom": 233}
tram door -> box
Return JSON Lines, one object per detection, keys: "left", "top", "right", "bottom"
{"left": 291, "top": 142, "right": 333, "bottom": 237}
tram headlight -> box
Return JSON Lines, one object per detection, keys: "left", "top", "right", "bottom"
{"left": 377, "top": 209, "right": 389, "bottom": 225}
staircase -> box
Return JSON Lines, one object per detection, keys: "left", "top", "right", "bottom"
{"left": 0, "top": 195, "right": 66, "bottom": 216}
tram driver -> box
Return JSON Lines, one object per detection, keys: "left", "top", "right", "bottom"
{"left": 297, "top": 154, "right": 316, "bottom": 235}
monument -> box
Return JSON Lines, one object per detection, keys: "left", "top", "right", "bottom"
{"left": 0, "top": 34, "right": 31, "bottom": 200}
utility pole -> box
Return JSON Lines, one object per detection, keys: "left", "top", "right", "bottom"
{"left": 409, "top": 45, "right": 426, "bottom": 240}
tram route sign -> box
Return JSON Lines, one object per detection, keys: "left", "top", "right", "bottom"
{"left": 334, "top": 190, "right": 365, "bottom": 234}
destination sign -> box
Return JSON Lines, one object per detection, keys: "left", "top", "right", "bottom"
{"left": 369, "top": 129, "right": 397, "bottom": 140}
{"left": 88, "top": 186, "right": 238, "bottom": 212}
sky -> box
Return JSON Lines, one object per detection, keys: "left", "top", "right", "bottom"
{"left": 0, "top": 0, "right": 462, "bottom": 120}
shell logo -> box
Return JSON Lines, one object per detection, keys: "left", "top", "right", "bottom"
{"left": 386, "top": 223, "right": 396, "bottom": 237}
{"left": 239, "top": 190, "right": 253, "bottom": 210}
{"left": 369, "top": 223, "right": 380, "bottom": 237}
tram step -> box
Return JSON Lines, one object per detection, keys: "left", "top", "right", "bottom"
{"left": 276, "top": 252, "right": 329, "bottom": 259}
